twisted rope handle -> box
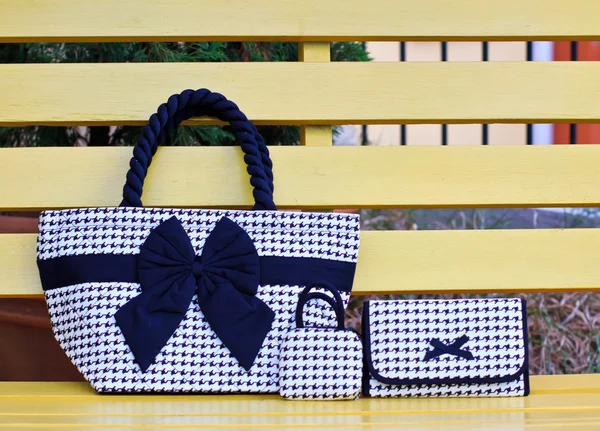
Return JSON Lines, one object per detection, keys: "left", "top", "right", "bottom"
{"left": 120, "top": 88, "right": 276, "bottom": 210}
{"left": 296, "top": 282, "right": 345, "bottom": 330}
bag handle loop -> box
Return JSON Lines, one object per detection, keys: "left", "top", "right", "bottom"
{"left": 295, "top": 282, "right": 345, "bottom": 330}
{"left": 120, "top": 88, "right": 276, "bottom": 210}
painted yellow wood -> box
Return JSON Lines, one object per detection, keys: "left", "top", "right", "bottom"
{"left": 353, "top": 228, "right": 600, "bottom": 294}
{"left": 0, "top": 377, "right": 599, "bottom": 429}
{"left": 298, "top": 43, "right": 333, "bottom": 147}
{"left": 299, "top": 43, "right": 331, "bottom": 62}
{"left": 2, "top": 0, "right": 600, "bottom": 42}
{"left": 4, "top": 62, "right": 600, "bottom": 126}
{"left": 5, "top": 228, "right": 600, "bottom": 297}
{"left": 300, "top": 125, "right": 333, "bottom": 146}
{"left": 1, "top": 146, "right": 600, "bottom": 211}
{"left": 533, "top": 375, "right": 600, "bottom": 394}
{"left": 4, "top": 412, "right": 600, "bottom": 429}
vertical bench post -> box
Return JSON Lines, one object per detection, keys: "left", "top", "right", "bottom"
{"left": 299, "top": 43, "right": 332, "bottom": 147}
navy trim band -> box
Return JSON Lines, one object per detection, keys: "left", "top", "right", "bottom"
{"left": 37, "top": 254, "right": 356, "bottom": 293}
{"left": 521, "top": 298, "right": 531, "bottom": 396}
{"left": 361, "top": 301, "right": 372, "bottom": 397}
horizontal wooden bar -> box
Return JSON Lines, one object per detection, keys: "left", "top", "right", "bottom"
{"left": 0, "top": 377, "right": 599, "bottom": 430}
{"left": 3, "top": 410, "right": 600, "bottom": 429}
{"left": 3, "top": 63, "right": 600, "bottom": 126}
{"left": 2, "top": 0, "right": 600, "bottom": 42}
{"left": 1, "top": 146, "right": 599, "bottom": 210}
{"left": 354, "top": 229, "right": 600, "bottom": 295}
{"left": 3, "top": 228, "right": 600, "bottom": 297}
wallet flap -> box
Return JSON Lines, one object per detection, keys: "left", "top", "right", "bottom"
{"left": 363, "top": 298, "right": 528, "bottom": 386}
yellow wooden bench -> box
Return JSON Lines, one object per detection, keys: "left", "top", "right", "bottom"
{"left": 2, "top": 0, "right": 600, "bottom": 429}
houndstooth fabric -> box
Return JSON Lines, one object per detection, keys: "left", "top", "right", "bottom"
{"left": 37, "top": 208, "right": 359, "bottom": 261}
{"left": 38, "top": 208, "right": 359, "bottom": 393}
{"left": 279, "top": 328, "right": 362, "bottom": 400}
{"left": 363, "top": 298, "right": 528, "bottom": 398}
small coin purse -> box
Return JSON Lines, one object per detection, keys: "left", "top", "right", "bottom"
{"left": 362, "top": 298, "right": 530, "bottom": 397}
{"left": 279, "top": 283, "right": 363, "bottom": 400}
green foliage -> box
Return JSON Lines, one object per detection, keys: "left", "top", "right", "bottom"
{"left": 0, "top": 126, "right": 76, "bottom": 147}
{"left": 0, "top": 42, "right": 369, "bottom": 147}
{"left": 331, "top": 42, "right": 371, "bottom": 62}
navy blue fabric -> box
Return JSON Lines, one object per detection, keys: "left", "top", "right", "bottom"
{"left": 423, "top": 335, "right": 474, "bottom": 361}
{"left": 120, "top": 89, "right": 276, "bottom": 210}
{"left": 295, "top": 283, "right": 345, "bottom": 330}
{"left": 114, "top": 216, "right": 274, "bottom": 372}
{"left": 259, "top": 257, "right": 355, "bottom": 293}
{"left": 37, "top": 255, "right": 356, "bottom": 293}
{"left": 37, "top": 254, "right": 139, "bottom": 291}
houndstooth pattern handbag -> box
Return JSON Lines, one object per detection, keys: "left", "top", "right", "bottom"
{"left": 362, "top": 298, "right": 529, "bottom": 397}
{"left": 36, "top": 89, "right": 360, "bottom": 393}
{"left": 279, "top": 283, "right": 362, "bottom": 400}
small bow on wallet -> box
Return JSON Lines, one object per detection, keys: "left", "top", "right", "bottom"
{"left": 115, "top": 216, "right": 275, "bottom": 372}
{"left": 424, "top": 334, "right": 474, "bottom": 361}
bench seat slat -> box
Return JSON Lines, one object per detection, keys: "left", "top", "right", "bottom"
{"left": 2, "top": 0, "right": 600, "bottom": 42}
{"left": 1, "top": 146, "right": 599, "bottom": 210}
{"left": 3, "top": 63, "right": 600, "bottom": 126}
{"left": 4, "top": 228, "right": 600, "bottom": 297}
{"left": 3, "top": 410, "right": 600, "bottom": 429}
{"left": 0, "top": 376, "right": 599, "bottom": 429}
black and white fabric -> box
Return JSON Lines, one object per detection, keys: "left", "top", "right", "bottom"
{"left": 36, "top": 89, "right": 360, "bottom": 393}
{"left": 279, "top": 284, "right": 362, "bottom": 400}
{"left": 39, "top": 209, "right": 359, "bottom": 393}
{"left": 362, "top": 298, "right": 529, "bottom": 397}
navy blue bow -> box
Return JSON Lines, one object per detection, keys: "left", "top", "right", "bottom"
{"left": 423, "top": 334, "right": 474, "bottom": 361}
{"left": 115, "top": 216, "right": 274, "bottom": 373}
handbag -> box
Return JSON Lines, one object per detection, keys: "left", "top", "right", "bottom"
{"left": 279, "top": 283, "right": 362, "bottom": 400}
{"left": 36, "top": 89, "right": 360, "bottom": 393}
{"left": 362, "top": 298, "right": 529, "bottom": 397}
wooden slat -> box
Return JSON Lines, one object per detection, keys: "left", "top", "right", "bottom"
{"left": 3, "top": 415, "right": 600, "bottom": 430}
{"left": 3, "top": 62, "right": 600, "bottom": 126}
{"left": 4, "top": 412, "right": 600, "bottom": 429}
{"left": 0, "top": 377, "right": 599, "bottom": 429}
{"left": 533, "top": 375, "right": 600, "bottom": 395}
{"left": 4, "top": 228, "right": 600, "bottom": 297}
{"left": 354, "top": 229, "right": 600, "bottom": 295}
{"left": 2, "top": 375, "right": 598, "bottom": 398}
{"left": 1, "top": 146, "right": 599, "bottom": 210}
{"left": 2, "top": 0, "right": 600, "bottom": 42}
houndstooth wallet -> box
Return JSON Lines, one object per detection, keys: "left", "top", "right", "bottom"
{"left": 279, "top": 283, "right": 362, "bottom": 400}
{"left": 362, "top": 298, "right": 530, "bottom": 397}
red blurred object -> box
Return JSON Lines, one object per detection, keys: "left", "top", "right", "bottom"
{"left": 0, "top": 213, "right": 84, "bottom": 381}
{"left": 554, "top": 41, "right": 600, "bottom": 145}
{"left": 0, "top": 298, "right": 84, "bottom": 381}
{"left": 0, "top": 214, "right": 39, "bottom": 233}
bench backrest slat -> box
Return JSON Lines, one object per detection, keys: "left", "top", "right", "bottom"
{"left": 3, "top": 63, "right": 600, "bottom": 126}
{"left": 1, "top": 146, "right": 599, "bottom": 210}
{"left": 2, "top": 0, "right": 600, "bottom": 42}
